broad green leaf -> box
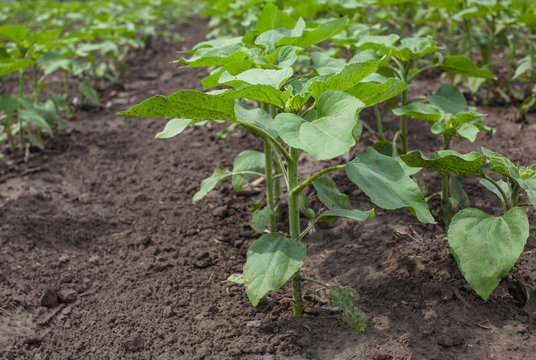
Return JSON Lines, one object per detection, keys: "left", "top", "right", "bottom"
{"left": 479, "top": 179, "right": 510, "bottom": 207}
{"left": 392, "top": 37, "right": 439, "bottom": 62}
{"left": 429, "top": 84, "right": 469, "bottom": 115}
{"left": 37, "top": 51, "right": 70, "bottom": 76}
{"left": 400, "top": 150, "right": 487, "bottom": 177}
{"left": 346, "top": 147, "right": 435, "bottom": 223}
{"left": 255, "top": 2, "right": 296, "bottom": 33}
{"left": 0, "top": 59, "right": 36, "bottom": 77}
{"left": 312, "top": 176, "right": 352, "bottom": 210}
{"left": 306, "top": 60, "right": 380, "bottom": 98}
{"left": 439, "top": 55, "right": 495, "bottom": 80}
{"left": 318, "top": 208, "right": 374, "bottom": 223}
{"left": 255, "top": 18, "right": 306, "bottom": 50}
{"left": 193, "top": 166, "right": 231, "bottom": 203}
{"left": 311, "top": 52, "right": 346, "bottom": 75}
{"left": 480, "top": 147, "right": 516, "bottom": 177}
{"left": 25, "top": 29, "right": 61, "bottom": 45}
{"left": 294, "top": 18, "right": 348, "bottom": 48}
{"left": 19, "top": 110, "right": 53, "bottom": 135}
{"left": 202, "top": 61, "right": 254, "bottom": 89}
{"left": 392, "top": 103, "right": 442, "bottom": 123}
{"left": 155, "top": 118, "right": 192, "bottom": 139}
{"left": 508, "top": 167, "right": 536, "bottom": 209}
{"left": 274, "top": 91, "right": 363, "bottom": 160}
{"left": 346, "top": 78, "right": 408, "bottom": 107}
{"left": 251, "top": 207, "right": 274, "bottom": 233}
{"left": 234, "top": 103, "right": 278, "bottom": 138}
{"left": 178, "top": 44, "right": 249, "bottom": 67}
{"left": 232, "top": 150, "right": 265, "bottom": 192}
{"left": 0, "top": 94, "right": 18, "bottom": 124}
{"left": 78, "top": 82, "right": 99, "bottom": 105}
{"left": 354, "top": 34, "right": 399, "bottom": 51}
{"left": 448, "top": 207, "right": 529, "bottom": 300}
{"left": 449, "top": 175, "right": 470, "bottom": 210}
{"left": 0, "top": 25, "right": 29, "bottom": 44}
{"left": 244, "top": 233, "right": 306, "bottom": 306}
{"left": 330, "top": 285, "right": 366, "bottom": 332}
{"left": 219, "top": 67, "right": 293, "bottom": 89}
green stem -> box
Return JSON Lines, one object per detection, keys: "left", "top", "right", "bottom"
{"left": 288, "top": 147, "right": 302, "bottom": 318}
{"left": 32, "top": 64, "right": 38, "bottom": 103}
{"left": 18, "top": 69, "right": 25, "bottom": 152}
{"left": 264, "top": 140, "right": 276, "bottom": 232}
{"left": 291, "top": 164, "right": 347, "bottom": 196}
{"left": 64, "top": 71, "right": 70, "bottom": 100}
{"left": 237, "top": 120, "right": 290, "bottom": 162}
{"left": 484, "top": 175, "right": 512, "bottom": 211}
{"left": 374, "top": 105, "right": 385, "bottom": 141}
{"left": 426, "top": 192, "right": 441, "bottom": 202}
{"left": 399, "top": 62, "right": 410, "bottom": 154}
{"left": 301, "top": 275, "right": 330, "bottom": 288}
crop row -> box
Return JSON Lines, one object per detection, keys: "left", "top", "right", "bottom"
{"left": 121, "top": 1, "right": 536, "bottom": 330}
{"left": 0, "top": 0, "right": 196, "bottom": 154}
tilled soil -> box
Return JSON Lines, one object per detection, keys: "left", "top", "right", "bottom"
{"left": 1, "top": 16, "right": 536, "bottom": 360}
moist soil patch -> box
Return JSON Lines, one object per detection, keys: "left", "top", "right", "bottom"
{"left": 1, "top": 16, "right": 536, "bottom": 360}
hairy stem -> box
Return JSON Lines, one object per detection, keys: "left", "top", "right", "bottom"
{"left": 291, "top": 164, "right": 347, "bottom": 196}
{"left": 264, "top": 140, "right": 276, "bottom": 232}
{"left": 374, "top": 105, "right": 385, "bottom": 141}
{"left": 484, "top": 175, "right": 512, "bottom": 211}
{"left": 18, "top": 69, "right": 25, "bottom": 151}
{"left": 288, "top": 147, "right": 302, "bottom": 317}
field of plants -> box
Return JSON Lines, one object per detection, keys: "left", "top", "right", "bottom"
{"left": 1, "top": 0, "right": 536, "bottom": 359}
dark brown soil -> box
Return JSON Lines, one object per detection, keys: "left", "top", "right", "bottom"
{"left": 2, "top": 16, "right": 536, "bottom": 360}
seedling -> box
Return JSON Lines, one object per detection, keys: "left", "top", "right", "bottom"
{"left": 120, "top": 3, "right": 436, "bottom": 331}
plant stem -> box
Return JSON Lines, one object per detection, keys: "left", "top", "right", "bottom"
{"left": 268, "top": 104, "right": 282, "bottom": 222}
{"left": 288, "top": 147, "right": 302, "bottom": 318}
{"left": 64, "top": 71, "right": 70, "bottom": 100}
{"left": 264, "top": 140, "right": 276, "bottom": 232}
{"left": 291, "top": 164, "right": 347, "bottom": 196}
{"left": 484, "top": 175, "right": 512, "bottom": 211}
{"left": 32, "top": 64, "right": 39, "bottom": 103}
{"left": 399, "top": 62, "right": 410, "bottom": 154}
{"left": 374, "top": 105, "right": 385, "bottom": 141}
{"left": 301, "top": 275, "right": 330, "bottom": 288}
{"left": 237, "top": 120, "right": 290, "bottom": 162}
{"left": 18, "top": 69, "right": 25, "bottom": 152}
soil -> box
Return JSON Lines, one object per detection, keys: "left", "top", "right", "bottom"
{"left": 2, "top": 16, "right": 536, "bottom": 360}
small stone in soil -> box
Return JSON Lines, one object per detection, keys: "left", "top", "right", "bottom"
{"left": 40, "top": 288, "right": 58, "bottom": 308}
{"left": 123, "top": 334, "right": 144, "bottom": 352}
{"left": 212, "top": 205, "right": 228, "bottom": 218}
{"left": 58, "top": 289, "right": 78, "bottom": 303}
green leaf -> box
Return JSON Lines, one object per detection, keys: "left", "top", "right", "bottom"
{"left": 318, "top": 208, "right": 374, "bottom": 223}
{"left": 38, "top": 51, "right": 71, "bottom": 76}
{"left": 193, "top": 166, "right": 231, "bottom": 203}
{"left": 311, "top": 52, "right": 346, "bottom": 75}
{"left": 392, "top": 37, "right": 439, "bottom": 62}
{"left": 0, "top": 94, "right": 18, "bottom": 125}
{"left": 234, "top": 103, "right": 278, "bottom": 138}
{"left": 25, "top": 29, "right": 61, "bottom": 45}
{"left": 400, "top": 150, "right": 487, "bottom": 177}
{"left": 232, "top": 150, "right": 265, "bottom": 192}
{"left": 439, "top": 55, "right": 495, "bottom": 80}
{"left": 155, "top": 118, "right": 192, "bottom": 139}
{"left": 346, "top": 147, "right": 435, "bottom": 223}
{"left": 0, "top": 59, "right": 36, "bottom": 77}
{"left": 0, "top": 25, "right": 29, "bottom": 44}
{"left": 508, "top": 167, "right": 536, "bottom": 209}
{"left": 479, "top": 179, "right": 510, "bottom": 208}
{"left": 298, "top": 193, "right": 315, "bottom": 218}
{"left": 429, "top": 83, "right": 469, "bottom": 115}
{"left": 312, "top": 176, "right": 351, "bottom": 210}
{"left": 449, "top": 175, "right": 470, "bottom": 210}
{"left": 219, "top": 67, "right": 293, "bottom": 89}
{"left": 178, "top": 43, "right": 249, "bottom": 67}
{"left": 392, "top": 103, "right": 442, "bottom": 123}
{"left": 255, "top": 18, "right": 306, "bottom": 50}
{"left": 251, "top": 207, "right": 274, "bottom": 233}
{"left": 346, "top": 78, "right": 408, "bottom": 107}
{"left": 78, "top": 82, "right": 99, "bottom": 105}
{"left": 354, "top": 34, "right": 399, "bottom": 51}
{"left": 19, "top": 110, "right": 53, "bottom": 136}
{"left": 329, "top": 285, "right": 366, "bottom": 332}
{"left": 227, "top": 273, "right": 245, "bottom": 285}
{"left": 201, "top": 60, "right": 254, "bottom": 89}
{"left": 480, "top": 147, "right": 516, "bottom": 177}
{"left": 255, "top": 2, "right": 296, "bottom": 33}
{"left": 448, "top": 207, "right": 529, "bottom": 300}
{"left": 274, "top": 91, "right": 363, "bottom": 160}
{"left": 294, "top": 18, "right": 348, "bottom": 48}
{"left": 244, "top": 233, "right": 306, "bottom": 306}
{"left": 306, "top": 60, "right": 380, "bottom": 98}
